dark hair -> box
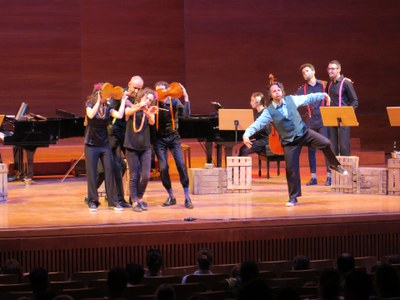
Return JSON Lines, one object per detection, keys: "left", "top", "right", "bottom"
{"left": 197, "top": 249, "right": 213, "bottom": 271}
{"left": 240, "top": 260, "right": 259, "bottom": 284}
{"left": 375, "top": 264, "right": 400, "bottom": 298}
{"left": 146, "top": 248, "right": 163, "bottom": 275}
{"left": 86, "top": 82, "right": 103, "bottom": 105}
{"left": 299, "top": 63, "right": 315, "bottom": 72}
{"left": 125, "top": 263, "right": 144, "bottom": 285}
{"left": 319, "top": 269, "right": 341, "bottom": 300}
{"left": 344, "top": 269, "right": 373, "bottom": 300}
{"left": 29, "top": 267, "right": 49, "bottom": 294}
{"left": 154, "top": 81, "right": 169, "bottom": 89}
{"left": 292, "top": 255, "right": 310, "bottom": 270}
{"left": 328, "top": 60, "right": 341, "bottom": 69}
{"left": 155, "top": 283, "right": 176, "bottom": 300}
{"left": 268, "top": 81, "right": 285, "bottom": 100}
{"left": 336, "top": 253, "right": 355, "bottom": 274}
{"left": 107, "top": 267, "right": 128, "bottom": 297}
{"left": 1, "top": 259, "right": 23, "bottom": 282}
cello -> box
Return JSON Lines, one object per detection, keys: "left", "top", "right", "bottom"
{"left": 267, "top": 74, "right": 284, "bottom": 155}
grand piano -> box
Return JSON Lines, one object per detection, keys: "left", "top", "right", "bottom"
{"left": 178, "top": 115, "right": 245, "bottom": 167}
{"left": 2, "top": 106, "right": 85, "bottom": 178}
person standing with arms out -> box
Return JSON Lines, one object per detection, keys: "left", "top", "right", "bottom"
{"left": 295, "top": 63, "right": 332, "bottom": 186}
{"left": 238, "top": 92, "right": 271, "bottom": 157}
{"left": 153, "top": 81, "right": 193, "bottom": 209}
{"left": 326, "top": 60, "right": 358, "bottom": 156}
{"left": 124, "top": 88, "right": 158, "bottom": 212}
{"left": 85, "top": 83, "right": 126, "bottom": 212}
{"left": 243, "top": 82, "right": 348, "bottom": 207}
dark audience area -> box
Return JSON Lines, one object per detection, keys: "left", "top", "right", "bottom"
{"left": 1, "top": 251, "right": 400, "bottom": 300}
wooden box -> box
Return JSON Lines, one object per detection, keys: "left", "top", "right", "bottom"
{"left": 331, "top": 156, "right": 359, "bottom": 193}
{"left": 357, "top": 167, "right": 387, "bottom": 195}
{"left": 0, "top": 164, "right": 8, "bottom": 202}
{"left": 189, "top": 167, "right": 227, "bottom": 194}
{"left": 388, "top": 158, "right": 400, "bottom": 195}
{"left": 226, "top": 156, "right": 252, "bottom": 192}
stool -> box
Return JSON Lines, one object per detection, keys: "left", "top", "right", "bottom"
{"left": 181, "top": 144, "right": 191, "bottom": 168}
{"left": 258, "top": 147, "right": 284, "bottom": 179}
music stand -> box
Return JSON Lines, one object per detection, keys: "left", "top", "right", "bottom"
{"left": 320, "top": 106, "right": 359, "bottom": 156}
{"left": 387, "top": 107, "right": 400, "bottom": 126}
{"left": 218, "top": 109, "right": 254, "bottom": 143}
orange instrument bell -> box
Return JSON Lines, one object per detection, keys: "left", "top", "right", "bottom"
{"left": 155, "top": 82, "right": 183, "bottom": 100}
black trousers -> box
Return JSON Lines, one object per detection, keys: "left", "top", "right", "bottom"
{"left": 328, "top": 126, "right": 351, "bottom": 156}
{"left": 283, "top": 129, "right": 340, "bottom": 200}
{"left": 308, "top": 126, "right": 331, "bottom": 174}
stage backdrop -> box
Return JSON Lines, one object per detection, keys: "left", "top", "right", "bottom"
{"left": 0, "top": 0, "right": 399, "bottom": 150}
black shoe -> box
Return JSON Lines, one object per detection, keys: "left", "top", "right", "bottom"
{"left": 84, "top": 196, "right": 89, "bottom": 204}
{"left": 88, "top": 201, "right": 100, "bottom": 212}
{"left": 325, "top": 177, "right": 332, "bottom": 186}
{"left": 329, "top": 165, "right": 348, "bottom": 175}
{"left": 185, "top": 198, "right": 194, "bottom": 209}
{"left": 162, "top": 197, "right": 176, "bottom": 207}
{"left": 7, "top": 174, "right": 16, "bottom": 182}
{"left": 306, "top": 178, "right": 318, "bottom": 186}
{"left": 119, "top": 201, "right": 132, "bottom": 208}
{"left": 285, "top": 198, "right": 298, "bottom": 207}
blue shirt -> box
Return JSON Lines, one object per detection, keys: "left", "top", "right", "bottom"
{"left": 243, "top": 93, "right": 326, "bottom": 138}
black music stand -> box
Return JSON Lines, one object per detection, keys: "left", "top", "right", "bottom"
{"left": 320, "top": 106, "right": 359, "bottom": 155}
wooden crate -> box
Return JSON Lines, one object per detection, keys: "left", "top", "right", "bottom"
{"left": 388, "top": 158, "right": 400, "bottom": 195}
{"left": 0, "top": 164, "right": 8, "bottom": 202}
{"left": 226, "top": 156, "right": 252, "bottom": 192}
{"left": 331, "top": 156, "right": 359, "bottom": 193}
{"left": 357, "top": 167, "right": 387, "bottom": 195}
{"left": 189, "top": 167, "right": 227, "bottom": 194}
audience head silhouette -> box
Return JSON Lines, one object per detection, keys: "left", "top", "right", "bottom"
{"left": 107, "top": 266, "right": 128, "bottom": 299}
{"left": 197, "top": 248, "right": 213, "bottom": 271}
{"left": 146, "top": 248, "right": 164, "bottom": 276}
{"left": 292, "top": 255, "right": 310, "bottom": 270}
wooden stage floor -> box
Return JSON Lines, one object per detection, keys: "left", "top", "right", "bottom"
{"left": 1, "top": 139, "right": 400, "bottom": 273}
{"left": 1, "top": 170, "right": 400, "bottom": 230}
{"left": 0, "top": 137, "right": 399, "bottom": 231}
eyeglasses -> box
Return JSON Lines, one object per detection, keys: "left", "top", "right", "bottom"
{"left": 327, "top": 67, "right": 338, "bottom": 71}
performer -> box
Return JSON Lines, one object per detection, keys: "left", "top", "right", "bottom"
{"left": 84, "top": 83, "right": 126, "bottom": 212}
{"left": 295, "top": 63, "right": 332, "bottom": 186}
{"left": 243, "top": 81, "right": 348, "bottom": 207}
{"left": 124, "top": 88, "right": 158, "bottom": 212}
{"left": 153, "top": 81, "right": 193, "bottom": 209}
{"left": 95, "top": 76, "right": 144, "bottom": 208}
{"left": 326, "top": 60, "right": 358, "bottom": 156}
{"left": 238, "top": 92, "right": 271, "bottom": 157}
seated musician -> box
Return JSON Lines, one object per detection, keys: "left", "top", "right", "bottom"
{"left": 238, "top": 92, "right": 271, "bottom": 157}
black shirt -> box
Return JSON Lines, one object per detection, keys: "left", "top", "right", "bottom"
{"left": 124, "top": 110, "right": 151, "bottom": 151}
{"left": 84, "top": 102, "right": 112, "bottom": 146}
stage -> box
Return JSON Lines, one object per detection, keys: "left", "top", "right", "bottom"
{"left": 0, "top": 139, "right": 399, "bottom": 276}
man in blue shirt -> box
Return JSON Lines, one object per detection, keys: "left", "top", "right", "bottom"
{"left": 243, "top": 82, "right": 348, "bottom": 207}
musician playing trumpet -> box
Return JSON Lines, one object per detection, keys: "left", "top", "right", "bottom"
{"left": 84, "top": 83, "right": 126, "bottom": 212}
{"left": 124, "top": 88, "right": 158, "bottom": 212}
{"left": 153, "top": 81, "right": 193, "bottom": 209}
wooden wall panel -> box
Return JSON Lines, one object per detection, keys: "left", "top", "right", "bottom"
{"left": 0, "top": 0, "right": 399, "bottom": 149}
{"left": 0, "top": 0, "right": 81, "bottom": 116}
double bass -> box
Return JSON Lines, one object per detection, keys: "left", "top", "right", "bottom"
{"left": 267, "top": 74, "right": 284, "bottom": 155}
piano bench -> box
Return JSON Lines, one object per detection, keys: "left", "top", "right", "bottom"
{"left": 258, "top": 151, "right": 284, "bottom": 179}
{"left": 181, "top": 144, "right": 191, "bottom": 168}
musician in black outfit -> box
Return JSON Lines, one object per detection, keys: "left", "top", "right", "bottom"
{"left": 326, "top": 60, "right": 358, "bottom": 156}
{"left": 153, "top": 81, "right": 193, "bottom": 209}
{"left": 124, "top": 88, "right": 158, "bottom": 212}
{"left": 84, "top": 83, "right": 126, "bottom": 212}
{"left": 95, "top": 76, "right": 144, "bottom": 207}
{"left": 238, "top": 92, "right": 271, "bottom": 157}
